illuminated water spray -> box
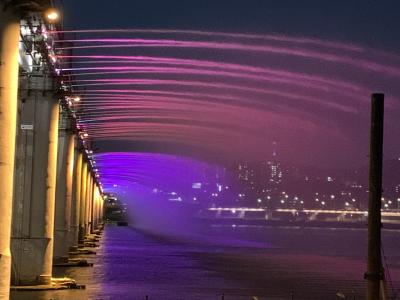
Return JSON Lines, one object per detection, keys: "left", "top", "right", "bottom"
{"left": 52, "top": 29, "right": 400, "bottom": 208}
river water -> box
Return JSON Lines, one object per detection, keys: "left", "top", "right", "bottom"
{"left": 11, "top": 224, "right": 400, "bottom": 300}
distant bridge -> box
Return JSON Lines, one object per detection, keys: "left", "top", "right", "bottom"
{"left": 205, "top": 207, "right": 400, "bottom": 224}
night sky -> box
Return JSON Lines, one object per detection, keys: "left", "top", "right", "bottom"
{"left": 60, "top": 1, "right": 400, "bottom": 52}
{"left": 56, "top": 0, "right": 400, "bottom": 175}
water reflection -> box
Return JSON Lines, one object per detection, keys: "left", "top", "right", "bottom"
{"left": 11, "top": 224, "right": 400, "bottom": 300}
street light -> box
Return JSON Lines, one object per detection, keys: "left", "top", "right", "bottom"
{"left": 44, "top": 8, "right": 60, "bottom": 23}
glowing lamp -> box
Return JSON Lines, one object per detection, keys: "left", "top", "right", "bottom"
{"left": 44, "top": 8, "right": 60, "bottom": 22}
{"left": 49, "top": 55, "right": 57, "bottom": 63}
{"left": 74, "top": 97, "right": 81, "bottom": 102}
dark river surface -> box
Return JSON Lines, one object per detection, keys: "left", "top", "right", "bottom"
{"left": 11, "top": 224, "right": 400, "bottom": 300}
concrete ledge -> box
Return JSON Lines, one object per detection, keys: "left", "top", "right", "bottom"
{"left": 11, "top": 277, "right": 85, "bottom": 291}
{"left": 85, "top": 235, "right": 101, "bottom": 242}
{"left": 69, "top": 245, "right": 79, "bottom": 252}
{"left": 53, "top": 259, "right": 93, "bottom": 267}
{"left": 70, "top": 249, "right": 96, "bottom": 255}
{"left": 83, "top": 242, "right": 98, "bottom": 248}
{"left": 53, "top": 256, "right": 69, "bottom": 264}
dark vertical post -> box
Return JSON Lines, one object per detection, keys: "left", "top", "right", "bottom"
{"left": 366, "top": 93, "right": 384, "bottom": 300}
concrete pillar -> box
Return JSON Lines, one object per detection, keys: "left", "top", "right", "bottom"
{"left": 97, "top": 189, "right": 101, "bottom": 227}
{"left": 53, "top": 110, "right": 75, "bottom": 263}
{"left": 89, "top": 177, "right": 95, "bottom": 233}
{"left": 70, "top": 149, "right": 82, "bottom": 249}
{"left": 97, "top": 189, "right": 102, "bottom": 227}
{"left": 92, "top": 185, "right": 96, "bottom": 231}
{"left": 0, "top": 7, "right": 20, "bottom": 298}
{"left": 90, "top": 175, "right": 94, "bottom": 233}
{"left": 97, "top": 196, "right": 101, "bottom": 226}
{"left": 85, "top": 173, "right": 92, "bottom": 235}
{"left": 99, "top": 195, "right": 104, "bottom": 224}
{"left": 92, "top": 181, "right": 96, "bottom": 230}
{"left": 12, "top": 74, "right": 59, "bottom": 285}
{"left": 79, "top": 161, "right": 88, "bottom": 242}
{"left": 93, "top": 185, "right": 99, "bottom": 230}
{"left": 95, "top": 190, "right": 99, "bottom": 228}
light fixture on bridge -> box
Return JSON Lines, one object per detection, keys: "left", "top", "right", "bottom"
{"left": 73, "top": 96, "right": 81, "bottom": 102}
{"left": 49, "top": 54, "right": 57, "bottom": 64}
{"left": 44, "top": 8, "right": 60, "bottom": 23}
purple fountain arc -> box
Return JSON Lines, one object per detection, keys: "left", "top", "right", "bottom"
{"left": 53, "top": 29, "right": 400, "bottom": 197}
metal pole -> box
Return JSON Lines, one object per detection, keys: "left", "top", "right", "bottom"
{"left": 365, "top": 93, "right": 384, "bottom": 300}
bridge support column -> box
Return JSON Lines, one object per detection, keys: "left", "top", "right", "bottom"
{"left": 12, "top": 75, "right": 59, "bottom": 285}
{"left": 70, "top": 149, "right": 82, "bottom": 250}
{"left": 54, "top": 110, "right": 75, "bottom": 263}
{"left": 91, "top": 176, "right": 95, "bottom": 232}
{"left": 79, "top": 162, "right": 88, "bottom": 242}
{"left": 93, "top": 185, "right": 99, "bottom": 230}
{"left": 89, "top": 177, "right": 95, "bottom": 233}
{"left": 97, "top": 193, "right": 101, "bottom": 227}
{"left": 86, "top": 173, "right": 92, "bottom": 235}
{"left": 100, "top": 195, "right": 104, "bottom": 224}
{"left": 0, "top": 7, "right": 20, "bottom": 298}
{"left": 96, "top": 186, "right": 101, "bottom": 229}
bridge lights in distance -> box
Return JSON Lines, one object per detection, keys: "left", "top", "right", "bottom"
{"left": 44, "top": 8, "right": 60, "bottom": 23}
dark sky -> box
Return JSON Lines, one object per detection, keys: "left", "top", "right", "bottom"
{"left": 60, "top": 0, "right": 400, "bottom": 52}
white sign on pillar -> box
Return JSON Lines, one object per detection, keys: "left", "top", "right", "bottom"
{"left": 21, "top": 124, "right": 34, "bottom": 130}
